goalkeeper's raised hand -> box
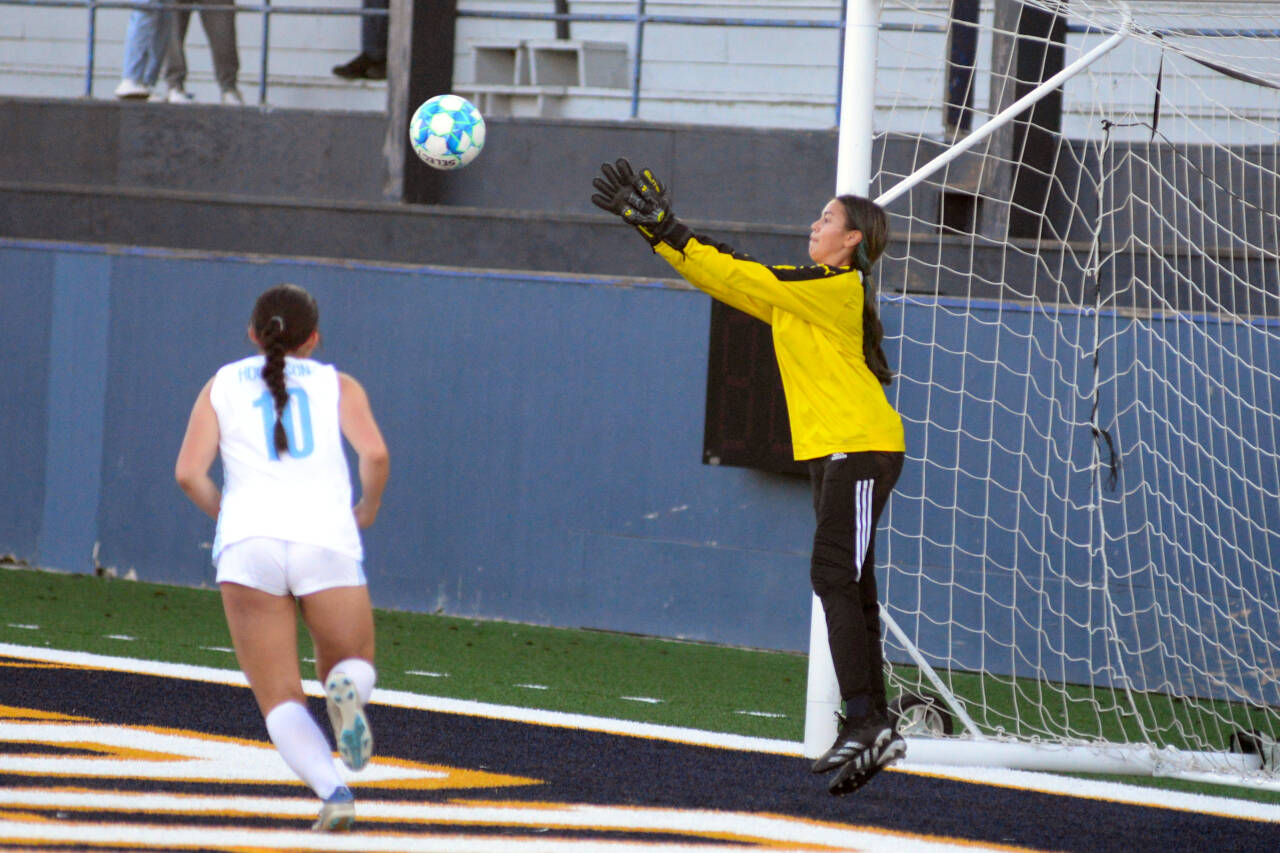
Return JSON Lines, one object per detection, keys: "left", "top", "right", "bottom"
{"left": 590, "top": 158, "right": 678, "bottom": 245}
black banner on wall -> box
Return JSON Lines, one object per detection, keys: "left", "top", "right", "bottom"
{"left": 702, "top": 301, "right": 807, "bottom": 476}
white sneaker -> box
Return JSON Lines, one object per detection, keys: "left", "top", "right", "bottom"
{"left": 114, "top": 79, "right": 151, "bottom": 100}
{"left": 166, "top": 87, "right": 194, "bottom": 103}
{"left": 325, "top": 671, "right": 372, "bottom": 771}
{"left": 220, "top": 87, "right": 244, "bottom": 106}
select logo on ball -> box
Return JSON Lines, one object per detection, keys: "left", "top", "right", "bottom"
{"left": 409, "top": 94, "right": 486, "bottom": 170}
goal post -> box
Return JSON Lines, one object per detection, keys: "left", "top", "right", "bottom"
{"left": 807, "top": 0, "right": 1280, "bottom": 787}
{"left": 804, "top": 0, "right": 886, "bottom": 761}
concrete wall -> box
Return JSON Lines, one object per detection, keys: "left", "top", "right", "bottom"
{"left": 5, "top": 99, "right": 1275, "bottom": 314}
{"left": 0, "top": 97, "right": 845, "bottom": 220}
{"left": 0, "top": 96, "right": 880, "bottom": 285}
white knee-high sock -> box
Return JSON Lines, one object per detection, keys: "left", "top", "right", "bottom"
{"left": 330, "top": 657, "right": 376, "bottom": 706}
{"left": 264, "top": 700, "right": 344, "bottom": 799}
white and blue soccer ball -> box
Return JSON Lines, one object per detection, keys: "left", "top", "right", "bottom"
{"left": 409, "top": 94, "right": 486, "bottom": 170}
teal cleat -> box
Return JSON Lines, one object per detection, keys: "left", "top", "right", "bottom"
{"left": 325, "top": 671, "right": 373, "bottom": 771}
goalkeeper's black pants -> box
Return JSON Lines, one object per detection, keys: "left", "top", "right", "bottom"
{"left": 808, "top": 450, "right": 904, "bottom": 722}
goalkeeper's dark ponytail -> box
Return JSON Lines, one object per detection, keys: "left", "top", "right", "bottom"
{"left": 836, "top": 194, "right": 893, "bottom": 386}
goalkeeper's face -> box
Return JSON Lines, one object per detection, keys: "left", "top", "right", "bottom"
{"left": 808, "top": 199, "right": 862, "bottom": 267}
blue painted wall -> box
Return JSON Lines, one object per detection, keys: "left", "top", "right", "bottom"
{"left": 881, "top": 294, "right": 1280, "bottom": 705}
{"left": 2, "top": 240, "right": 816, "bottom": 653}
{"left": 4, "top": 239, "right": 1277, "bottom": 706}
{"left": 0, "top": 246, "right": 53, "bottom": 559}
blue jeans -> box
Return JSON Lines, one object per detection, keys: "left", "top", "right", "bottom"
{"left": 121, "top": 0, "right": 173, "bottom": 85}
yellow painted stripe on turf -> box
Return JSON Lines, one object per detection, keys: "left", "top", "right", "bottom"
{"left": 1, "top": 709, "right": 539, "bottom": 792}
{"left": 0, "top": 704, "right": 92, "bottom": 722}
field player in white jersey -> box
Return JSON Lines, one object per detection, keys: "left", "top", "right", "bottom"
{"left": 175, "top": 282, "right": 390, "bottom": 832}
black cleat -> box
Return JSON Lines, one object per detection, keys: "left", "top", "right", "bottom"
{"left": 811, "top": 713, "right": 893, "bottom": 774}
{"left": 827, "top": 729, "right": 906, "bottom": 796}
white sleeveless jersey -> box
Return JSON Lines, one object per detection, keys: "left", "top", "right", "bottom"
{"left": 209, "top": 355, "right": 362, "bottom": 563}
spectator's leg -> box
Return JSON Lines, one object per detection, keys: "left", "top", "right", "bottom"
{"left": 333, "top": 0, "right": 387, "bottom": 79}
{"left": 120, "top": 8, "right": 154, "bottom": 84}
{"left": 140, "top": 3, "right": 175, "bottom": 87}
{"left": 164, "top": 1, "right": 194, "bottom": 93}
{"left": 362, "top": 0, "right": 389, "bottom": 64}
{"left": 201, "top": 0, "right": 241, "bottom": 93}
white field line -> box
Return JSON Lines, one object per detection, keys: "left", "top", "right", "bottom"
{"left": 0, "top": 789, "right": 1037, "bottom": 852}
{"left": 0, "top": 642, "right": 798, "bottom": 755}
{"left": 0, "top": 818, "right": 1019, "bottom": 853}
{"left": 2, "top": 642, "right": 1278, "bottom": 823}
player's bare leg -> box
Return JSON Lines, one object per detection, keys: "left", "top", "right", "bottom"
{"left": 221, "top": 582, "right": 353, "bottom": 828}
{"left": 220, "top": 582, "right": 306, "bottom": 713}
{"left": 300, "top": 585, "right": 376, "bottom": 770}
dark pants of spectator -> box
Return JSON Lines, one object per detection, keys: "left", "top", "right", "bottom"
{"left": 165, "top": 0, "right": 239, "bottom": 92}
{"left": 363, "top": 0, "right": 388, "bottom": 63}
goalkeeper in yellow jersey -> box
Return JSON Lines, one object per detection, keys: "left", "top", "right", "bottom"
{"left": 592, "top": 159, "right": 906, "bottom": 796}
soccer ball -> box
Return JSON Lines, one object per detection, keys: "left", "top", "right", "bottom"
{"left": 409, "top": 94, "right": 486, "bottom": 170}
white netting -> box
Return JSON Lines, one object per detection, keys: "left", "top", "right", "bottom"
{"left": 871, "top": 0, "right": 1280, "bottom": 775}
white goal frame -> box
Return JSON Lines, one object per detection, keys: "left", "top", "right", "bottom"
{"left": 806, "top": 0, "right": 1280, "bottom": 788}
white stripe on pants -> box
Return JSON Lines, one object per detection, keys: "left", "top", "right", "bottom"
{"left": 852, "top": 478, "right": 874, "bottom": 581}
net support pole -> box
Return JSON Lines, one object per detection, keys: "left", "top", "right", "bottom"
{"left": 804, "top": 0, "right": 882, "bottom": 760}
{"left": 874, "top": 23, "right": 1129, "bottom": 208}
{"left": 879, "top": 604, "right": 986, "bottom": 737}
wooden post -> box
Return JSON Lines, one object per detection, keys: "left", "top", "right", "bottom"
{"left": 987, "top": 0, "right": 1067, "bottom": 239}
{"left": 944, "top": 0, "right": 980, "bottom": 136}
{"left": 555, "top": 0, "right": 570, "bottom": 39}
{"left": 384, "top": 0, "right": 459, "bottom": 203}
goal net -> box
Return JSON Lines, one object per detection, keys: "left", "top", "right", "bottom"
{"left": 863, "top": 0, "right": 1280, "bottom": 783}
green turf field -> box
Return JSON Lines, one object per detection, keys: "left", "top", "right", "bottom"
{"left": 0, "top": 563, "right": 807, "bottom": 740}
{"left": 2, "top": 562, "right": 1277, "bottom": 805}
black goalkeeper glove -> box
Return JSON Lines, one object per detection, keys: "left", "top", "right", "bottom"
{"left": 590, "top": 158, "right": 678, "bottom": 245}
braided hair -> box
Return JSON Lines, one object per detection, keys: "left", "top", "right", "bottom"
{"left": 250, "top": 283, "right": 319, "bottom": 457}
{"left": 835, "top": 195, "right": 893, "bottom": 386}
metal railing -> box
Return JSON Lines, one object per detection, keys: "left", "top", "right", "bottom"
{"left": 458, "top": 3, "right": 848, "bottom": 118}
{"left": 2, "top": 1, "right": 1276, "bottom": 116}
{"left": 1, "top": 0, "right": 392, "bottom": 106}
{"left": 0, "top": 0, "right": 853, "bottom": 113}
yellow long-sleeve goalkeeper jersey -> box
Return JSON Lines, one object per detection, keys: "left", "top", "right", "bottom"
{"left": 655, "top": 227, "right": 904, "bottom": 461}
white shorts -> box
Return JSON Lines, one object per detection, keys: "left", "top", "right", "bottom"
{"left": 215, "top": 537, "right": 366, "bottom": 597}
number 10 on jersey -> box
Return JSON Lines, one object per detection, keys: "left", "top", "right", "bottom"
{"left": 253, "top": 389, "right": 315, "bottom": 460}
